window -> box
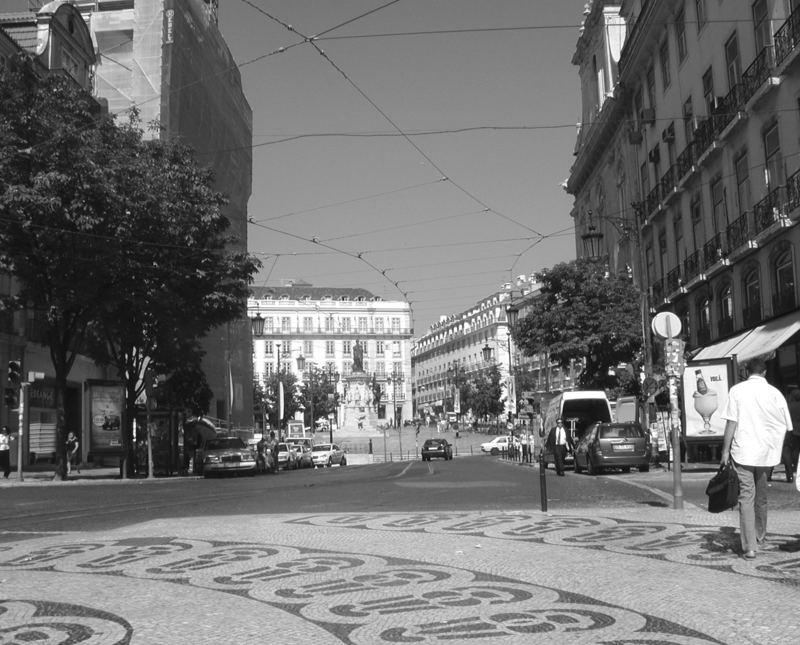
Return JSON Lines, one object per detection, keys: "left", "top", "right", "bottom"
{"left": 640, "top": 161, "right": 650, "bottom": 199}
{"left": 697, "top": 297, "right": 711, "bottom": 334}
{"left": 724, "top": 34, "right": 741, "bottom": 91}
{"left": 376, "top": 340, "right": 385, "bottom": 354}
{"left": 343, "top": 341, "right": 352, "bottom": 356}
{"left": 303, "top": 316, "right": 313, "bottom": 332}
{"left": 659, "top": 39, "right": 671, "bottom": 90}
{"left": 690, "top": 193, "right": 704, "bottom": 251}
{"left": 646, "top": 65, "right": 656, "bottom": 109}
{"left": 683, "top": 96, "right": 694, "bottom": 144}
{"left": 376, "top": 361, "right": 386, "bottom": 376}
{"left": 658, "top": 230, "right": 668, "bottom": 279}
{"left": 753, "top": 0, "right": 770, "bottom": 53}
{"left": 340, "top": 318, "right": 352, "bottom": 332}
{"left": 710, "top": 176, "right": 726, "bottom": 232}
{"left": 325, "top": 316, "right": 334, "bottom": 332}
{"left": 358, "top": 317, "right": 368, "bottom": 333}
{"left": 265, "top": 341, "right": 274, "bottom": 355}
{"left": 719, "top": 284, "right": 734, "bottom": 326}
{"left": 392, "top": 341, "right": 401, "bottom": 356}
{"left": 735, "top": 150, "right": 751, "bottom": 215}
{"left": 676, "top": 8, "right": 687, "bottom": 62}
{"left": 645, "top": 244, "right": 656, "bottom": 285}
{"left": 743, "top": 266, "right": 761, "bottom": 324}
{"left": 673, "top": 214, "right": 684, "bottom": 264}
{"left": 325, "top": 340, "right": 335, "bottom": 356}
{"left": 303, "top": 340, "right": 313, "bottom": 356}
{"left": 374, "top": 317, "right": 384, "bottom": 333}
{"left": 391, "top": 317, "right": 401, "bottom": 333}
{"left": 702, "top": 67, "right": 714, "bottom": 113}
{"left": 763, "top": 122, "right": 784, "bottom": 189}
{"left": 695, "top": 0, "right": 706, "bottom": 31}
{"left": 281, "top": 316, "right": 291, "bottom": 333}
{"left": 773, "top": 247, "right": 795, "bottom": 312}
{"left": 633, "top": 89, "right": 643, "bottom": 130}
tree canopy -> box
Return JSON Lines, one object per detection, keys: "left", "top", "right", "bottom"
{"left": 514, "top": 259, "right": 643, "bottom": 389}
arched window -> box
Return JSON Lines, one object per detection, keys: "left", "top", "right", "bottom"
{"left": 772, "top": 246, "right": 795, "bottom": 315}
{"left": 697, "top": 297, "right": 711, "bottom": 344}
{"left": 742, "top": 265, "right": 761, "bottom": 326}
{"left": 717, "top": 283, "right": 734, "bottom": 335}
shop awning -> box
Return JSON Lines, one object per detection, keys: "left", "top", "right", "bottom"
{"left": 693, "top": 311, "right": 800, "bottom": 362}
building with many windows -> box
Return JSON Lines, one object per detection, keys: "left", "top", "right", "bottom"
{"left": 248, "top": 284, "right": 414, "bottom": 427}
{"left": 569, "top": 0, "right": 800, "bottom": 390}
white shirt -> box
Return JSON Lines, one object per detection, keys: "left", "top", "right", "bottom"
{"left": 0, "top": 433, "right": 11, "bottom": 451}
{"left": 555, "top": 425, "right": 566, "bottom": 445}
{"left": 720, "top": 374, "right": 792, "bottom": 467}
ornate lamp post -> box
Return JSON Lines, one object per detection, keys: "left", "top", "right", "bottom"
{"left": 505, "top": 300, "right": 519, "bottom": 432}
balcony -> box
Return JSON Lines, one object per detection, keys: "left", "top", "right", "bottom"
{"left": 718, "top": 316, "right": 734, "bottom": 337}
{"left": 753, "top": 186, "right": 788, "bottom": 236}
{"left": 684, "top": 250, "right": 703, "bottom": 283}
{"left": 675, "top": 141, "right": 698, "bottom": 182}
{"left": 659, "top": 164, "right": 679, "bottom": 204}
{"left": 741, "top": 46, "right": 778, "bottom": 107}
{"left": 644, "top": 184, "right": 661, "bottom": 218}
{"left": 666, "top": 266, "right": 683, "bottom": 295}
{"left": 773, "top": 286, "right": 797, "bottom": 316}
{"left": 742, "top": 302, "right": 762, "bottom": 327}
{"left": 775, "top": 5, "right": 800, "bottom": 69}
{"left": 786, "top": 167, "right": 800, "bottom": 216}
{"left": 726, "top": 210, "right": 756, "bottom": 257}
{"left": 702, "top": 233, "right": 728, "bottom": 271}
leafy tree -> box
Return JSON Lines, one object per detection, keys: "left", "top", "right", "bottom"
{"left": 262, "top": 371, "right": 301, "bottom": 433}
{"left": 0, "top": 56, "right": 128, "bottom": 478}
{"left": 83, "top": 118, "right": 259, "bottom": 476}
{"left": 514, "top": 259, "right": 642, "bottom": 389}
{"left": 298, "top": 367, "right": 338, "bottom": 428}
{"left": 468, "top": 365, "right": 506, "bottom": 421}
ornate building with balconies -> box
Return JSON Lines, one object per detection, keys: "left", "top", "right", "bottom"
{"left": 568, "top": 0, "right": 800, "bottom": 388}
{"left": 248, "top": 284, "right": 413, "bottom": 427}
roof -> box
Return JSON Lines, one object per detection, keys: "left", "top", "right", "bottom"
{"left": 251, "top": 285, "right": 381, "bottom": 301}
{"left": 0, "top": 14, "right": 38, "bottom": 53}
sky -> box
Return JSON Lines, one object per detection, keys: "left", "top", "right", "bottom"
{"left": 12, "top": 0, "right": 589, "bottom": 334}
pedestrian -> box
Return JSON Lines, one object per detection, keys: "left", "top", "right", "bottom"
{"left": 267, "top": 430, "right": 279, "bottom": 474}
{"left": 65, "top": 431, "right": 80, "bottom": 475}
{"left": 781, "top": 388, "right": 800, "bottom": 482}
{"left": 0, "top": 426, "right": 14, "bottom": 478}
{"left": 546, "top": 418, "right": 572, "bottom": 476}
{"left": 720, "top": 357, "right": 792, "bottom": 560}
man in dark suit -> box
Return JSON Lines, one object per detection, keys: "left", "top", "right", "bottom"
{"left": 546, "top": 418, "right": 573, "bottom": 476}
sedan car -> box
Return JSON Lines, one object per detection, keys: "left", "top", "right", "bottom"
{"left": 275, "top": 442, "right": 299, "bottom": 470}
{"left": 198, "top": 437, "right": 257, "bottom": 478}
{"left": 311, "top": 443, "right": 347, "bottom": 467}
{"left": 573, "top": 422, "right": 651, "bottom": 475}
{"left": 421, "top": 438, "right": 453, "bottom": 461}
{"left": 480, "top": 435, "right": 520, "bottom": 456}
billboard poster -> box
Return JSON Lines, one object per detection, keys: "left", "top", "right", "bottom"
{"left": 682, "top": 359, "right": 734, "bottom": 440}
{"left": 87, "top": 381, "right": 125, "bottom": 452}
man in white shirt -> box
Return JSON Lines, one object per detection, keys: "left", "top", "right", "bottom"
{"left": 720, "top": 357, "right": 792, "bottom": 560}
{"left": 547, "top": 418, "right": 572, "bottom": 476}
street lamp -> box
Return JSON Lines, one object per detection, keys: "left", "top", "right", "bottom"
{"left": 581, "top": 210, "right": 605, "bottom": 260}
{"left": 250, "top": 312, "right": 264, "bottom": 336}
{"left": 296, "top": 354, "right": 314, "bottom": 434}
{"left": 505, "top": 299, "right": 519, "bottom": 431}
{"left": 324, "top": 366, "right": 339, "bottom": 442}
{"left": 387, "top": 370, "right": 405, "bottom": 460}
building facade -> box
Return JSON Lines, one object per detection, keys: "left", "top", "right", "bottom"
{"left": 78, "top": 0, "right": 254, "bottom": 427}
{"left": 248, "top": 285, "right": 414, "bottom": 428}
{"left": 569, "top": 0, "right": 800, "bottom": 391}
{"left": 1, "top": 1, "right": 110, "bottom": 464}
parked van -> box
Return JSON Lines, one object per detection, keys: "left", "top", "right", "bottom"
{"left": 540, "top": 390, "right": 613, "bottom": 467}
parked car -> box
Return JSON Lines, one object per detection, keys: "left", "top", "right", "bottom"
{"left": 292, "top": 443, "right": 315, "bottom": 469}
{"left": 197, "top": 437, "right": 257, "bottom": 478}
{"left": 421, "top": 438, "right": 453, "bottom": 461}
{"left": 480, "top": 435, "right": 520, "bottom": 456}
{"left": 311, "top": 443, "right": 347, "bottom": 467}
{"left": 275, "top": 442, "right": 299, "bottom": 470}
{"left": 573, "top": 422, "right": 651, "bottom": 475}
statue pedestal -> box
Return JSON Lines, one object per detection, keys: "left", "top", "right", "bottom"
{"left": 340, "top": 371, "right": 380, "bottom": 434}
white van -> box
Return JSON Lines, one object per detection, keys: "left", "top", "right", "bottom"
{"left": 540, "top": 390, "right": 613, "bottom": 465}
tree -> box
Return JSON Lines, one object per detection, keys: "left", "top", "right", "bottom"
{"left": 82, "top": 118, "right": 259, "bottom": 476}
{"left": 298, "top": 367, "right": 338, "bottom": 428}
{"left": 468, "top": 365, "right": 506, "bottom": 421}
{"left": 263, "top": 371, "right": 301, "bottom": 433}
{"left": 514, "top": 259, "right": 642, "bottom": 389}
{"left": 0, "top": 57, "right": 129, "bottom": 478}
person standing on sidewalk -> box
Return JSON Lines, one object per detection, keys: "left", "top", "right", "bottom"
{"left": 720, "top": 357, "right": 792, "bottom": 560}
{"left": 546, "top": 418, "right": 572, "bottom": 476}
{"left": 65, "top": 431, "right": 80, "bottom": 476}
{"left": 0, "top": 426, "right": 14, "bottom": 478}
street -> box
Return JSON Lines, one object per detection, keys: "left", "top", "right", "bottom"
{"left": 1, "top": 455, "right": 799, "bottom": 644}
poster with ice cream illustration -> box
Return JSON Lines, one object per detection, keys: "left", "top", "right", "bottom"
{"left": 682, "top": 359, "right": 734, "bottom": 439}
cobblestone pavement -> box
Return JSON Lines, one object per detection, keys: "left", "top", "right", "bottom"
{"left": 1, "top": 501, "right": 798, "bottom": 644}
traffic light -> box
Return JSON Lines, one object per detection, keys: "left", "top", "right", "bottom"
{"left": 7, "top": 360, "right": 22, "bottom": 386}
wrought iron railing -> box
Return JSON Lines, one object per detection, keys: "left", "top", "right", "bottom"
{"left": 775, "top": 5, "right": 800, "bottom": 67}
{"left": 753, "top": 186, "right": 784, "bottom": 234}
{"left": 666, "top": 266, "right": 682, "bottom": 293}
{"left": 702, "top": 233, "right": 727, "bottom": 269}
{"left": 659, "top": 164, "right": 677, "bottom": 196}
{"left": 644, "top": 184, "right": 661, "bottom": 216}
{"left": 786, "top": 167, "right": 800, "bottom": 213}
{"left": 741, "top": 46, "right": 775, "bottom": 104}
{"left": 675, "top": 141, "right": 697, "bottom": 178}
{"left": 726, "top": 211, "right": 752, "bottom": 250}
{"left": 684, "top": 250, "right": 702, "bottom": 281}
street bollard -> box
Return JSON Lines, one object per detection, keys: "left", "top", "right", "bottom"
{"left": 538, "top": 450, "right": 548, "bottom": 512}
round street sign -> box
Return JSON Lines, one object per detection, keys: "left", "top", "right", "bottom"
{"left": 651, "top": 311, "right": 681, "bottom": 339}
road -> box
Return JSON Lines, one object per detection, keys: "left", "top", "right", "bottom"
{"left": 4, "top": 455, "right": 797, "bottom": 534}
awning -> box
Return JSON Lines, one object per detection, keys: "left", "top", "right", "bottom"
{"left": 692, "top": 310, "right": 800, "bottom": 362}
